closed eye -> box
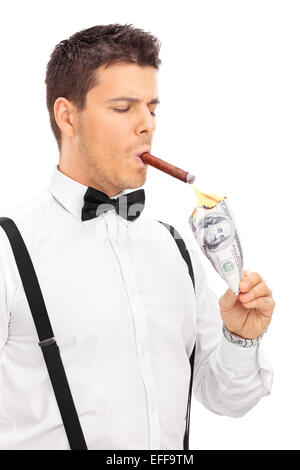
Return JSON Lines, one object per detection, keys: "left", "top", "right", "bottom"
{"left": 113, "top": 108, "right": 156, "bottom": 116}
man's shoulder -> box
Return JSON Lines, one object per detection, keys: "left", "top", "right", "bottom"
{"left": 6, "top": 189, "right": 52, "bottom": 222}
{"left": 0, "top": 189, "right": 53, "bottom": 253}
{"left": 143, "top": 215, "right": 197, "bottom": 252}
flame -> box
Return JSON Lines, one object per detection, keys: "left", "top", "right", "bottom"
{"left": 192, "top": 186, "right": 224, "bottom": 211}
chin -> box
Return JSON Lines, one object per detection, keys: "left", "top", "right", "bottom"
{"left": 130, "top": 168, "right": 147, "bottom": 186}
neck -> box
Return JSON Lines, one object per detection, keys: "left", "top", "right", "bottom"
{"left": 57, "top": 163, "right": 123, "bottom": 198}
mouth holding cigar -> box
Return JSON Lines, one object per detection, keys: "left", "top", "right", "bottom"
{"left": 139, "top": 151, "right": 195, "bottom": 184}
{"left": 133, "top": 148, "right": 150, "bottom": 166}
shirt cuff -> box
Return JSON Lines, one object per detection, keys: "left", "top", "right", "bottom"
{"left": 217, "top": 334, "right": 260, "bottom": 373}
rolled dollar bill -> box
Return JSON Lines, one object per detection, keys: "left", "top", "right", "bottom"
{"left": 189, "top": 187, "right": 244, "bottom": 295}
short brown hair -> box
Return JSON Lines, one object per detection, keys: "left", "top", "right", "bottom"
{"left": 45, "top": 23, "right": 162, "bottom": 151}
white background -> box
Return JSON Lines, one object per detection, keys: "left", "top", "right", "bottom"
{"left": 0, "top": 0, "right": 299, "bottom": 450}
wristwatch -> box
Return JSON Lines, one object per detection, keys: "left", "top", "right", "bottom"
{"left": 222, "top": 323, "right": 267, "bottom": 348}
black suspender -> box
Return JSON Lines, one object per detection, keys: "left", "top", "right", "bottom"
{"left": 0, "top": 217, "right": 88, "bottom": 450}
{"left": 0, "top": 216, "right": 196, "bottom": 451}
{"left": 157, "top": 221, "right": 196, "bottom": 451}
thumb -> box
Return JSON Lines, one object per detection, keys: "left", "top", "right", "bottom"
{"left": 242, "top": 269, "right": 251, "bottom": 280}
{"left": 219, "top": 288, "right": 238, "bottom": 312}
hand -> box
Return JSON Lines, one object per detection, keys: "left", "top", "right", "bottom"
{"left": 218, "top": 270, "right": 275, "bottom": 339}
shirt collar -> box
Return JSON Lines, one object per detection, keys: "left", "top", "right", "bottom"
{"left": 48, "top": 164, "right": 143, "bottom": 223}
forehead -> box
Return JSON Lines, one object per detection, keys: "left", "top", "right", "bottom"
{"left": 91, "top": 62, "right": 158, "bottom": 99}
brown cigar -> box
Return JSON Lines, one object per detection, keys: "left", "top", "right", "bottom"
{"left": 139, "top": 152, "right": 195, "bottom": 184}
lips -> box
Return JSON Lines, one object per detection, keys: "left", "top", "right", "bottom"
{"left": 134, "top": 149, "right": 150, "bottom": 158}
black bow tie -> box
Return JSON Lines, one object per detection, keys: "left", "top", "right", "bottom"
{"left": 81, "top": 187, "right": 145, "bottom": 222}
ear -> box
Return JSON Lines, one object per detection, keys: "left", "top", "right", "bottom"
{"left": 54, "top": 97, "right": 79, "bottom": 139}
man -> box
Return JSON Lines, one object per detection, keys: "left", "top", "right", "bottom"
{"left": 0, "top": 23, "right": 274, "bottom": 450}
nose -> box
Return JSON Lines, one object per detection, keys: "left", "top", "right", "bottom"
{"left": 135, "top": 108, "right": 156, "bottom": 135}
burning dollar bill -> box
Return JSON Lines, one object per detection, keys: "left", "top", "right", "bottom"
{"left": 189, "top": 187, "right": 244, "bottom": 295}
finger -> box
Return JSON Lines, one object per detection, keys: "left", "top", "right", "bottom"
{"left": 243, "top": 270, "right": 267, "bottom": 284}
{"left": 239, "top": 281, "right": 272, "bottom": 303}
{"left": 240, "top": 296, "right": 275, "bottom": 314}
{"left": 239, "top": 271, "right": 263, "bottom": 293}
{"left": 218, "top": 288, "right": 238, "bottom": 313}
{"left": 242, "top": 269, "right": 251, "bottom": 280}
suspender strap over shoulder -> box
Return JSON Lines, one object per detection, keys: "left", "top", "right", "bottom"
{"left": 0, "top": 217, "right": 87, "bottom": 451}
{"left": 157, "top": 220, "right": 196, "bottom": 451}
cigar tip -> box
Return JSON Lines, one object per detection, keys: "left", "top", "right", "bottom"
{"left": 186, "top": 172, "right": 196, "bottom": 184}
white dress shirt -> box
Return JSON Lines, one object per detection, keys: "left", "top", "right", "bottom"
{"left": 0, "top": 164, "right": 273, "bottom": 450}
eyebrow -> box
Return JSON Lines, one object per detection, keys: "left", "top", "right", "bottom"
{"left": 106, "top": 96, "right": 160, "bottom": 105}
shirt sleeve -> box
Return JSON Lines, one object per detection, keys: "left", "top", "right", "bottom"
{"left": 0, "top": 228, "right": 20, "bottom": 353}
{"left": 0, "top": 230, "right": 11, "bottom": 352}
{"left": 184, "top": 235, "right": 273, "bottom": 418}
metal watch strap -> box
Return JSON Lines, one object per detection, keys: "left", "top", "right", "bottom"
{"left": 222, "top": 323, "right": 267, "bottom": 348}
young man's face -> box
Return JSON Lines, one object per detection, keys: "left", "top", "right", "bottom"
{"left": 68, "top": 63, "right": 159, "bottom": 197}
